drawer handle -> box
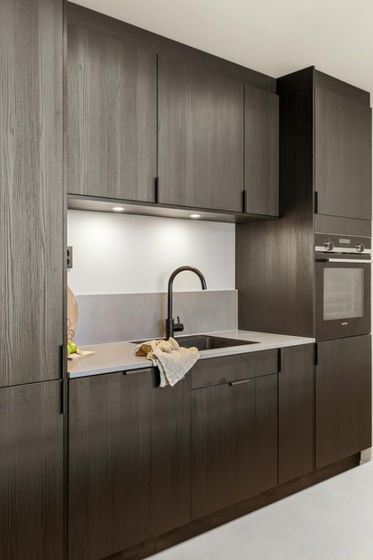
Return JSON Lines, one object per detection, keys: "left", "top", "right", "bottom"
{"left": 229, "top": 378, "right": 251, "bottom": 386}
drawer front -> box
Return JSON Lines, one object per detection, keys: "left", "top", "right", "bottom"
{"left": 191, "top": 350, "right": 278, "bottom": 389}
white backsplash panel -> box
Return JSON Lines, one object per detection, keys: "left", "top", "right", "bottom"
{"left": 67, "top": 210, "right": 235, "bottom": 295}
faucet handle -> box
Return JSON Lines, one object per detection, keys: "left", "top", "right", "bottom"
{"left": 173, "top": 316, "right": 184, "bottom": 333}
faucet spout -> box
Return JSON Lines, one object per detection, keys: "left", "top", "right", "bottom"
{"left": 166, "top": 266, "right": 207, "bottom": 340}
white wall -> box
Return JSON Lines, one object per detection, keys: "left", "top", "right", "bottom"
{"left": 67, "top": 210, "right": 235, "bottom": 295}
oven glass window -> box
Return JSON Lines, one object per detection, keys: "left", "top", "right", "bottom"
{"left": 323, "top": 268, "right": 364, "bottom": 321}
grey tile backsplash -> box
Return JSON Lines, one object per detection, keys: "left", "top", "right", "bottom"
{"left": 73, "top": 290, "right": 237, "bottom": 346}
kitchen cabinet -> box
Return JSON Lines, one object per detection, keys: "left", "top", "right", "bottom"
{"left": 158, "top": 54, "right": 244, "bottom": 213}
{"left": 66, "top": 24, "right": 157, "bottom": 202}
{"left": 0, "top": 381, "right": 64, "bottom": 560}
{"left": 315, "top": 86, "right": 372, "bottom": 221}
{"left": 0, "top": 0, "right": 63, "bottom": 387}
{"left": 279, "top": 344, "right": 315, "bottom": 484}
{"left": 316, "top": 335, "right": 372, "bottom": 469}
{"left": 191, "top": 354, "right": 278, "bottom": 520}
{"left": 68, "top": 369, "right": 191, "bottom": 560}
{"left": 245, "top": 85, "right": 279, "bottom": 217}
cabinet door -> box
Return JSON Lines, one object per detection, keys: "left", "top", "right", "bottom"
{"left": 315, "top": 87, "right": 372, "bottom": 220}
{"left": 245, "top": 86, "right": 279, "bottom": 216}
{"left": 279, "top": 345, "right": 315, "bottom": 484}
{"left": 66, "top": 24, "right": 157, "bottom": 202}
{"left": 0, "top": 0, "right": 63, "bottom": 387}
{"left": 0, "top": 381, "right": 64, "bottom": 560}
{"left": 158, "top": 54, "right": 244, "bottom": 212}
{"left": 191, "top": 373, "right": 277, "bottom": 520}
{"left": 68, "top": 370, "right": 191, "bottom": 560}
{"left": 316, "top": 335, "right": 372, "bottom": 469}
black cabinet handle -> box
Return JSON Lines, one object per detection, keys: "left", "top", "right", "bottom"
{"left": 229, "top": 378, "right": 251, "bottom": 386}
{"left": 314, "top": 191, "right": 319, "bottom": 214}
{"left": 242, "top": 189, "right": 247, "bottom": 213}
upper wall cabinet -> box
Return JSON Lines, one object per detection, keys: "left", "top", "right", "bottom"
{"left": 0, "top": 0, "right": 63, "bottom": 387}
{"left": 315, "top": 87, "right": 372, "bottom": 221}
{"left": 66, "top": 24, "right": 157, "bottom": 202}
{"left": 245, "top": 86, "right": 279, "bottom": 217}
{"left": 158, "top": 55, "right": 244, "bottom": 213}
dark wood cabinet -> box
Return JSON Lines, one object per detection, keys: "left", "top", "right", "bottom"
{"left": 315, "top": 87, "right": 372, "bottom": 221}
{"left": 0, "top": 0, "right": 63, "bottom": 387}
{"left": 279, "top": 344, "right": 315, "bottom": 484}
{"left": 158, "top": 54, "right": 244, "bottom": 213}
{"left": 316, "top": 335, "right": 372, "bottom": 469}
{"left": 0, "top": 381, "right": 64, "bottom": 560}
{"left": 68, "top": 369, "right": 191, "bottom": 560}
{"left": 191, "top": 370, "right": 278, "bottom": 520}
{"left": 66, "top": 24, "right": 157, "bottom": 202}
{"left": 245, "top": 86, "right": 279, "bottom": 217}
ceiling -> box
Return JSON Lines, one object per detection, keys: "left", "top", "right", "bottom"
{"left": 70, "top": 0, "right": 373, "bottom": 94}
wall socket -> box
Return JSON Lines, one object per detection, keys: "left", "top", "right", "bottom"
{"left": 67, "top": 246, "right": 73, "bottom": 269}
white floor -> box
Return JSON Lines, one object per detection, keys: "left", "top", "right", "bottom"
{"left": 153, "top": 462, "right": 373, "bottom": 560}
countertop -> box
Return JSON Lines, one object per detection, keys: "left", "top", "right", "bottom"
{"left": 151, "top": 461, "right": 373, "bottom": 560}
{"left": 68, "top": 330, "right": 315, "bottom": 378}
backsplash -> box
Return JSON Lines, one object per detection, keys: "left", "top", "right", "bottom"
{"left": 73, "top": 290, "right": 237, "bottom": 345}
{"left": 67, "top": 210, "right": 235, "bottom": 295}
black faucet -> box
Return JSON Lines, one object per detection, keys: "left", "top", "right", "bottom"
{"left": 165, "top": 266, "right": 207, "bottom": 340}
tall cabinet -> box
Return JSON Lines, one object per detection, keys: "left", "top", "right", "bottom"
{"left": 0, "top": 0, "right": 64, "bottom": 558}
{"left": 237, "top": 66, "right": 372, "bottom": 472}
{"left": 0, "top": 0, "right": 64, "bottom": 387}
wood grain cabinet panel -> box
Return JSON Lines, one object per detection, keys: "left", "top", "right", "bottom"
{"left": 158, "top": 54, "right": 244, "bottom": 212}
{"left": 316, "top": 335, "right": 372, "bottom": 469}
{"left": 191, "top": 373, "right": 278, "bottom": 520}
{"left": 191, "top": 350, "right": 278, "bottom": 389}
{"left": 279, "top": 344, "right": 315, "bottom": 484}
{"left": 68, "top": 370, "right": 191, "bottom": 560}
{"left": 0, "top": 381, "right": 64, "bottom": 560}
{"left": 0, "top": 0, "right": 63, "bottom": 387}
{"left": 245, "top": 86, "right": 279, "bottom": 216}
{"left": 315, "top": 87, "right": 372, "bottom": 220}
{"left": 66, "top": 24, "right": 157, "bottom": 202}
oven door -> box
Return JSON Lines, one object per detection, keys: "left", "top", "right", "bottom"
{"left": 315, "top": 261, "right": 370, "bottom": 341}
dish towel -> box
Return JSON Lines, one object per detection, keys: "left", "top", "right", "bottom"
{"left": 135, "top": 338, "right": 199, "bottom": 387}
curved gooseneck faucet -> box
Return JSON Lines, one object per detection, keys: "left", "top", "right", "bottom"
{"left": 165, "top": 266, "right": 207, "bottom": 340}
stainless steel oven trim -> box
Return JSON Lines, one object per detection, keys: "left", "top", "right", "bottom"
{"left": 315, "top": 246, "right": 372, "bottom": 254}
{"left": 326, "top": 258, "right": 371, "bottom": 263}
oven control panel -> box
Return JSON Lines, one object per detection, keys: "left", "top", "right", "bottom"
{"left": 315, "top": 234, "right": 371, "bottom": 255}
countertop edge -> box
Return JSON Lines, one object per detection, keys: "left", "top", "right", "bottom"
{"left": 68, "top": 335, "right": 315, "bottom": 379}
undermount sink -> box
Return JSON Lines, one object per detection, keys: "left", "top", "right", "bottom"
{"left": 134, "top": 335, "right": 259, "bottom": 352}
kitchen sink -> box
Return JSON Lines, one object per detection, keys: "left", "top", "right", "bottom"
{"left": 133, "top": 334, "right": 259, "bottom": 352}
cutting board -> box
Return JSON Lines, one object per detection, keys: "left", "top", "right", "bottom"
{"left": 68, "top": 350, "right": 95, "bottom": 363}
{"left": 67, "top": 286, "right": 79, "bottom": 343}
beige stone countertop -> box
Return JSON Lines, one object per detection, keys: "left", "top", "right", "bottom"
{"left": 68, "top": 330, "right": 315, "bottom": 379}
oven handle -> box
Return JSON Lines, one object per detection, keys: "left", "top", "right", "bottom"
{"left": 316, "top": 258, "right": 371, "bottom": 264}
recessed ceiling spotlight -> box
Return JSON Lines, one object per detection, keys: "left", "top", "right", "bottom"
{"left": 190, "top": 214, "right": 200, "bottom": 218}
{"left": 113, "top": 207, "right": 125, "bottom": 212}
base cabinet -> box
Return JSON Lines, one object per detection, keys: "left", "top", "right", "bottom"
{"left": 316, "top": 335, "right": 372, "bottom": 469}
{"left": 0, "top": 381, "right": 64, "bottom": 560}
{"left": 68, "top": 369, "right": 191, "bottom": 560}
{"left": 191, "top": 372, "right": 278, "bottom": 520}
{"left": 279, "top": 344, "right": 315, "bottom": 484}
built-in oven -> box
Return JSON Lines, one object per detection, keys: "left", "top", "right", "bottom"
{"left": 315, "top": 234, "right": 371, "bottom": 341}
